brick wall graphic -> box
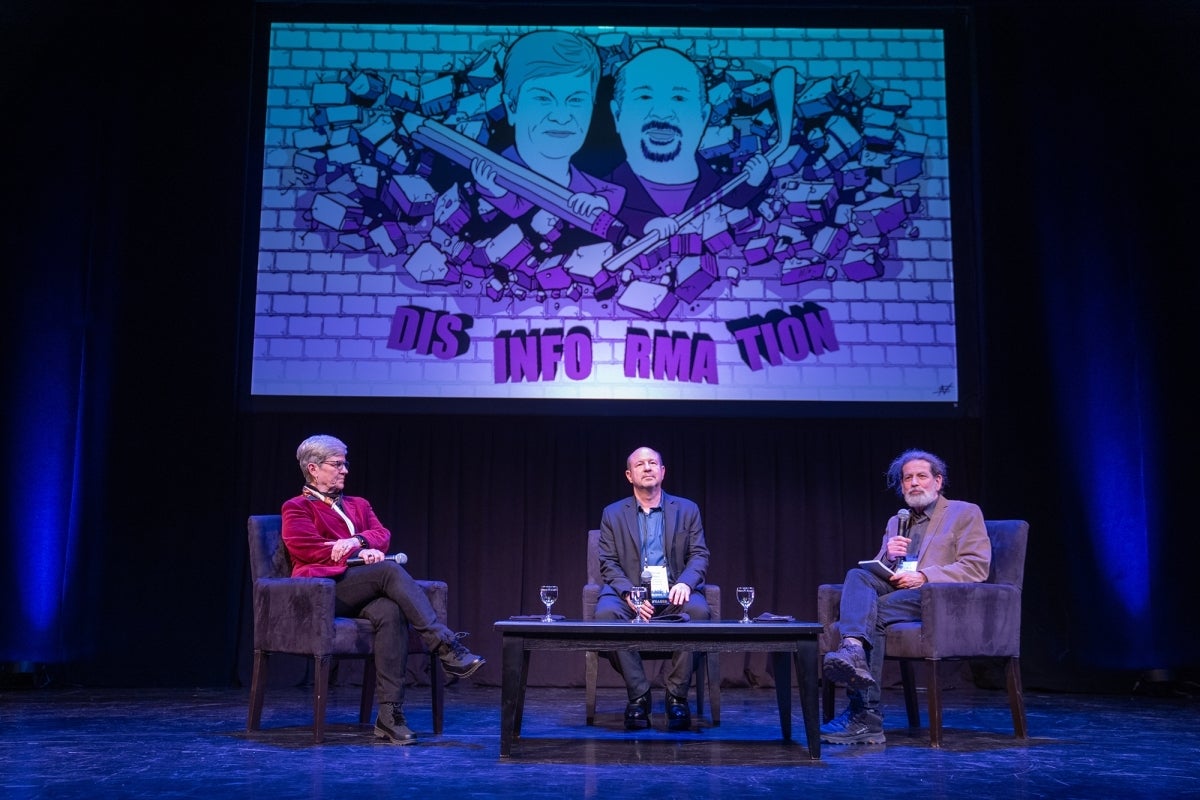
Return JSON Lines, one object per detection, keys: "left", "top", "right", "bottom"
{"left": 253, "top": 23, "right": 958, "bottom": 403}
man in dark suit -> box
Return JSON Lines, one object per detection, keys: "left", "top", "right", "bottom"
{"left": 594, "top": 445, "right": 711, "bottom": 731}
{"left": 820, "top": 448, "right": 992, "bottom": 745}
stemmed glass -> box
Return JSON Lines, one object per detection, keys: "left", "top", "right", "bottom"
{"left": 736, "top": 586, "right": 756, "bottom": 623}
{"left": 628, "top": 585, "right": 648, "bottom": 623}
{"left": 539, "top": 585, "right": 559, "bottom": 623}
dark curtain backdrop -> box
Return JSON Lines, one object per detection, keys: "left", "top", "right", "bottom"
{"left": 235, "top": 413, "right": 984, "bottom": 689}
{"left": 4, "top": 0, "right": 1194, "bottom": 695}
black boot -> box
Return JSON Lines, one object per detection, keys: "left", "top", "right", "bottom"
{"left": 374, "top": 702, "right": 417, "bottom": 745}
{"left": 435, "top": 632, "right": 486, "bottom": 679}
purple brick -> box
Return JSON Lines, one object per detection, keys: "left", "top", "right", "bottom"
{"left": 292, "top": 149, "right": 327, "bottom": 176}
{"left": 419, "top": 75, "right": 456, "bottom": 117}
{"left": 348, "top": 72, "right": 385, "bottom": 103}
{"left": 485, "top": 224, "right": 535, "bottom": 270}
{"left": 535, "top": 255, "right": 572, "bottom": 291}
{"left": 434, "top": 184, "right": 470, "bottom": 235}
{"left": 403, "top": 241, "right": 461, "bottom": 285}
{"left": 617, "top": 280, "right": 678, "bottom": 320}
{"left": 529, "top": 209, "right": 563, "bottom": 242}
{"left": 744, "top": 235, "right": 776, "bottom": 265}
{"left": 564, "top": 242, "right": 617, "bottom": 290}
{"left": 812, "top": 226, "right": 851, "bottom": 259}
{"left": 385, "top": 174, "right": 438, "bottom": 217}
{"left": 795, "top": 76, "right": 837, "bottom": 119}
{"left": 701, "top": 218, "right": 735, "bottom": 254}
{"left": 675, "top": 254, "right": 719, "bottom": 303}
{"left": 670, "top": 232, "right": 704, "bottom": 257}
{"left": 840, "top": 247, "right": 883, "bottom": 281}
{"left": 311, "top": 192, "right": 362, "bottom": 231}
{"left": 733, "top": 216, "right": 765, "bottom": 246}
{"left": 882, "top": 155, "right": 923, "bottom": 185}
{"left": 739, "top": 80, "right": 771, "bottom": 107}
{"left": 780, "top": 258, "right": 825, "bottom": 285}
{"left": 368, "top": 221, "right": 404, "bottom": 257}
{"left": 851, "top": 196, "right": 907, "bottom": 237}
{"left": 385, "top": 77, "right": 419, "bottom": 112}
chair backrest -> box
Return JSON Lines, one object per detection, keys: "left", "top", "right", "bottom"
{"left": 248, "top": 514, "right": 292, "bottom": 582}
{"left": 983, "top": 519, "right": 1029, "bottom": 589}
{"left": 587, "top": 529, "right": 603, "bottom": 585}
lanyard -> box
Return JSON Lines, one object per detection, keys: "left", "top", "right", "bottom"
{"left": 302, "top": 486, "right": 358, "bottom": 537}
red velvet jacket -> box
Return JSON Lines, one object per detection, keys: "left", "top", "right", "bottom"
{"left": 280, "top": 492, "right": 392, "bottom": 578}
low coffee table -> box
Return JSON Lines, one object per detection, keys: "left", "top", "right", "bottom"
{"left": 494, "top": 619, "right": 823, "bottom": 759}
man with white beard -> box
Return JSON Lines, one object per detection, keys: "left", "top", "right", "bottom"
{"left": 820, "top": 449, "right": 991, "bottom": 745}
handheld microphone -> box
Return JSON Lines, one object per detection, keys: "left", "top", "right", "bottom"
{"left": 347, "top": 553, "right": 408, "bottom": 567}
{"left": 895, "top": 509, "right": 917, "bottom": 571}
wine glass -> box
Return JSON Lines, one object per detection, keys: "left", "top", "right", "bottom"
{"left": 736, "top": 586, "right": 756, "bottom": 623}
{"left": 539, "top": 585, "right": 559, "bottom": 623}
{"left": 628, "top": 585, "right": 647, "bottom": 623}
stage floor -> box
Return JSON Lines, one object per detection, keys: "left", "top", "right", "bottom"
{"left": 2, "top": 681, "right": 1198, "bottom": 798}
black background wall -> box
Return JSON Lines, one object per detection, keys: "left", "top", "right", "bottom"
{"left": 4, "top": 0, "right": 1193, "bottom": 692}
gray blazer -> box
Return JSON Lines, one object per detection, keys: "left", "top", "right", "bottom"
{"left": 597, "top": 491, "right": 710, "bottom": 599}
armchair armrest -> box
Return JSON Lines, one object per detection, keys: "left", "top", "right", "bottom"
{"left": 415, "top": 579, "right": 449, "bottom": 624}
{"left": 918, "top": 582, "right": 1023, "bottom": 658}
{"left": 582, "top": 583, "right": 601, "bottom": 621}
{"left": 816, "top": 583, "right": 844, "bottom": 652}
{"left": 253, "top": 576, "right": 337, "bottom": 653}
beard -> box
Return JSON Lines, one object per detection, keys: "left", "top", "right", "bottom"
{"left": 639, "top": 121, "right": 684, "bottom": 164}
{"left": 906, "top": 487, "right": 936, "bottom": 509}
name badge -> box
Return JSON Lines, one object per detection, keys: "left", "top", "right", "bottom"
{"left": 896, "top": 559, "right": 919, "bottom": 574}
{"left": 646, "top": 565, "right": 670, "bottom": 602}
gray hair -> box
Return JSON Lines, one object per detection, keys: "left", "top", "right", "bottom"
{"left": 885, "top": 448, "right": 947, "bottom": 497}
{"left": 296, "top": 434, "right": 347, "bottom": 480}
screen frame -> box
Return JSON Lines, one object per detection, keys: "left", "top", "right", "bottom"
{"left": 238, "top": 0, "right": 983, "bottom": 419}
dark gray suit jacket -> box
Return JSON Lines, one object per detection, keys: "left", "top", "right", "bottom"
{"left": 597, "top": 490, "right": 709, "bottom": 600}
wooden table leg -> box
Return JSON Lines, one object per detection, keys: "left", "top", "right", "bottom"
{"left": 772, "top": 651, "right": 793, "bottom": 742}
{"left": 500, "top": 634, "right": 527, "bottom": 756}
{"left": 794, "top": 644, "right": 821, "bottom": 759}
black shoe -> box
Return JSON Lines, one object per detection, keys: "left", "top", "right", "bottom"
{"left": 624, "top": 692, "right": 651, "bottom": 730}
{"left": 436, "top": 632, "right": 485, "bottom": 679}
{"left": 666, "top": 692, "right": 691, "bottom": 731}
{"left": 819, "top": 704, "right": 885, "bottom": 745}
{"left": 374, "top": 702, "right": 417, "bottom": 745}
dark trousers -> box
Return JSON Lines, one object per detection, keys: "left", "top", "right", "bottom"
{"left": 835, "top": 566, "right": 921, "bottom": 709}
{"left": 594, "top": 591, "right": 711, "bottom": 700}
{"left": 334, "top": 562, "right": 452, "bottom": 705}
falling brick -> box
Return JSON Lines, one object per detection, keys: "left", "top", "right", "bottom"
{"left": 403, "top": 241, "right": 461, "bottom": 285}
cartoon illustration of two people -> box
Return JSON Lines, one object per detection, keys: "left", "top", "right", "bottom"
{"left": 467, "top": 30, "right": 783, "bottom": 256}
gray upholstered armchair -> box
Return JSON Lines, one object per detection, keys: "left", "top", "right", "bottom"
{"left": 582, "top": 528, "right": 722, "bottom": 726}
{"left": 818, "top": 518, "right": 1029, "bottom": 747}
{"left": 246, "top": 514, "right": 448, "bottom": 743}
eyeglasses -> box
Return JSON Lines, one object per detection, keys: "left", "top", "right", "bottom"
{"left": 321, "top": 460, "right": 349, "bottom": 471}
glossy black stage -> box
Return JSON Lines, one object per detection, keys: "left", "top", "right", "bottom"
{"left": 3, "top": 679, "right": 1198, "bottom": 799}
